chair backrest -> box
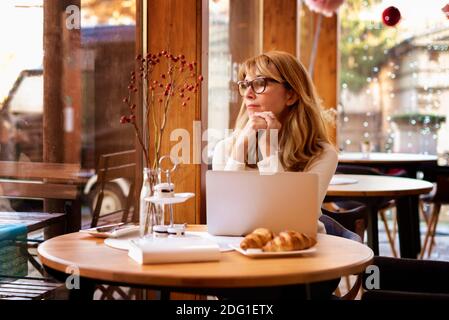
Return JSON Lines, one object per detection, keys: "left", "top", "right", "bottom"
{"left": 421, "top": 165, "right": 449, "bottom": 204}
{"left": 336, "top": 164, "right": 382, "bottom": 175}
{"left": 319, "top": 214, "right": 361, "bottom": 243}
{"left": 434, "top": 175, "right": 449, "bottom": 204}
{"left": 320, "top": 207, "right": 368, "bottom": 300}
{"left": 321, "top": 205, "right": 368, "bottom": 241}
{"left": 421, "top": 166, "right": 449, "bottom": 204}
{"left": 90, "top": 150, "right": 136, "bottom": 227}
{"left": 0, "top": 161, "right": 80, "bottom": 202}
{"left": 362, "top": 256, "right": 449, "bottom": 300}
{"left": 0, "top": 161, "right": 82, "bottom": 182}
{"left": 0, "top": 180, "right": 78, "bottom": 201}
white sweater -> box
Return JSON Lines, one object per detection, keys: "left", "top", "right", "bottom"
{"left": 212, "top": 137, "right": 338, "bottom": 233}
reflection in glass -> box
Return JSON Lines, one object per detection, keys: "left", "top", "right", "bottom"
{"left": 339, "top": 0, "right": 449, "bottom": 156}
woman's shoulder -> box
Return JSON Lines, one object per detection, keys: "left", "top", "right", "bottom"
{"left": 319, "top": 142, "right": 338, "bottom": 159}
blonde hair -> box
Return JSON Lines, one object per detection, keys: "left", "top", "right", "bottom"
{"left": 235, "top": 51, "right": 331, "bottom": 171}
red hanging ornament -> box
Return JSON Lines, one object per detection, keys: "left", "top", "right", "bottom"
{"left": 443, "top": 4, "right": 449, "bottom": 19}
{"left": 382, "top": 6, "right": 401, "bottom": 27}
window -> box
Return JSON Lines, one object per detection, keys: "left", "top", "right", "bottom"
{"left": 208, "top": 0, "right": 262, "bottom": 159}
{"left": 339, "top": 0, "right": 449, "bottom": 156}
{"left": 0, "top": 1, "right": 137, "bottom": 221}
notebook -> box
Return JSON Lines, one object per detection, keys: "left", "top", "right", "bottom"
{"left": 128, "top": 236, "right": 220, "bottom": 264}
{"left": 206, "top": 171, "right": 319, "bottom": 237}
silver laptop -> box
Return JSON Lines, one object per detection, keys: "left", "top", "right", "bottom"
{"left": 206, "top": 171, "right": 319, "bottom": 237}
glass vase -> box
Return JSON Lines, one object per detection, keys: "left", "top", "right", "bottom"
{"left": 139, "top": 167, "right": 164, "bottom": 238}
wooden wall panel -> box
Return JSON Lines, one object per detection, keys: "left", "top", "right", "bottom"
{"left": 299, "top": 5, "right": 338, "bottom": 144}
{"left": 262, "top": 0, "right": 297, "bottom": 54}
{"left": 147, "top": 0, "right": 202, "bottom": 224}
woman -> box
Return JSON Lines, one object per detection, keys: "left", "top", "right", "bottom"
{"left": 213, "top": 51, "right": 338, "bottom": 234}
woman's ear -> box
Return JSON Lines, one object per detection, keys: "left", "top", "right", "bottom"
{"left": 286, "top": 89, "right": 299, "bottom": 107}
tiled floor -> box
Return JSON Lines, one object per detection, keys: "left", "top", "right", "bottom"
{"left": 377, "top": 210, "right": 449, "bottom": 260}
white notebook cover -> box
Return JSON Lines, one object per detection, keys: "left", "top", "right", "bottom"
{"left": 128, "top": 236, "right": 221, "bottom": 264}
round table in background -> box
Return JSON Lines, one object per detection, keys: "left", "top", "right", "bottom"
{"left": 338, "top": 152, "right": 438, "bottom": 178}
{"left": 326, "top": 174, "right": 434, "bottom": 258}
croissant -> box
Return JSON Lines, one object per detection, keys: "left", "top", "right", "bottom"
{"left": 263, "top": 231, "right": 317, "bottom": 252}
{"left": 240, "top": 228, "right": 274, "bottom": 250}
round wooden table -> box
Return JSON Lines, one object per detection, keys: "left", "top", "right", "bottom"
{"left": 338, "top": 152, "right": 438, "bottom": 178}
{"left": 327, "top": 174, "right": 434, "bottom": 258}
{"left": 338, "top": 152, "right": 437, "bottom": 164}
{"left": 38, "top": 226, "right": 373, "bottom": 299}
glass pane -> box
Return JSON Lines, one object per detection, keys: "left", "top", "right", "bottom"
{"left": 79, "top": 0, "right": 136, "bottom": 221}
{"left": 0, "top": 1, "right": 43, "bottom": 162}
{"left": 0, "top": 1, "right": 137, "bottom": 227}
{"left": 208, "top": 0, "right": 262, "bottom": 161}
{"left": 80, "top": 0, "right": 136, "bottom": 169}
{"left": 339, "top": 0, "right": 449, "bottom": 156}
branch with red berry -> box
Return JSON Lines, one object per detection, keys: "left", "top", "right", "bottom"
{"left": 120, "top": 50, "right": 203, "bottom": 169}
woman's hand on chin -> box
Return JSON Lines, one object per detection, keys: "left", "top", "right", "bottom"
{"left": 253, "top": 112, "right": 281, "bottom": 158}
{"left": 231, "top": 115, "right": 267, "bottom": 162}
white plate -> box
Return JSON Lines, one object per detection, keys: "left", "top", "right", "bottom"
{"left": 229, "top": 244, "right": 317, "bottom": 258}
{"left": 80, "top": 225, "right": 140, "bottom": 238}
{"left": 330, "top": 177, "right": 358, "bottom": 185}
{"left": 145, "top": 192, "right": 195, "bottom": 205}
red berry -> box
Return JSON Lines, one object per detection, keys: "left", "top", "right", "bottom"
{"left": 129, "top": 115, "right": 136, "bottom": 122}
{"left": 182, "top": 102, "right": 187, "bottom": 107}
{"left": 382, "top": 6, "right": 401, "bottom": 27}
{"left": 120, "top": 116, "right": 128, "bottom": 124}
{"left": 136, "top": 54, "right": 142, "bottom": 60}
{"left": 198, "top": 75, "right": 204, "bottom": 81}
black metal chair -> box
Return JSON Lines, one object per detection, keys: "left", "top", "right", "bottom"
{"left": 419, "top": 166, "right": 449, "bottom": 259}
{"left": 362, "top": 256, "right": 449, "bottom": 300}
{"left": 319, "top": 205, "right": 368, "bottom": 300}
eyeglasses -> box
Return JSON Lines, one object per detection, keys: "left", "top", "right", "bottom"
{"left": 236, "top": 77, "right": 280, "bottom": 96}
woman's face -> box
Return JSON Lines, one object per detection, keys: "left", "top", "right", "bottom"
{"left": 242, "top": 71, "right": 295, "bottom": 118}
